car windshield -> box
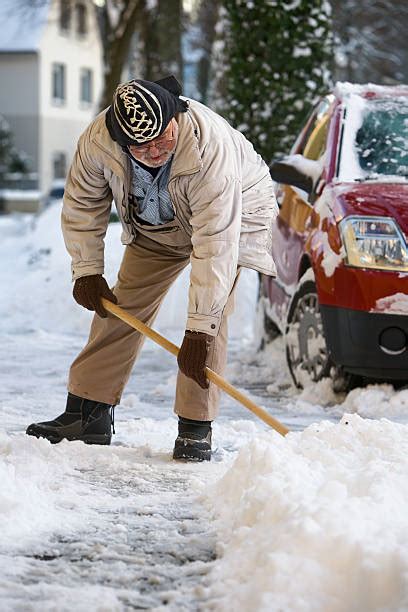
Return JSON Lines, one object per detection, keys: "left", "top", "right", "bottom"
{"left": 338, "top": 95, "right": 408, "bottom": 182}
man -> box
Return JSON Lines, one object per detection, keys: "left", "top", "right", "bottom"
{"left": 26, "top": 76, "right": 278, "bottom": 461}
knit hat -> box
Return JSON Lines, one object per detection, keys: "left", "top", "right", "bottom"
{"left": 106, "top": 76, "right": 188, "bottom": 147}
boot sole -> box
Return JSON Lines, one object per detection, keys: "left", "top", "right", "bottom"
{"left": 27, "top": 430, "right": 111, "bottom": 446}
{"left": 173, "top": 445, "right": 211, "bottom": 462}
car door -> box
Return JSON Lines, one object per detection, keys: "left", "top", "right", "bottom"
{"left": 267, "top": 97, "right": 333, "bottom": 330}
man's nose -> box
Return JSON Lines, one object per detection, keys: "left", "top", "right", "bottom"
{"left": 148, "top": 143, "right": 161, "bottom": 155}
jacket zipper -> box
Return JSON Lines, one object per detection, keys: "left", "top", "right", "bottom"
{"left": 92, "top": 139, "right": 132, "bottom": 226}
{"left": 92, "top": 129, "right": 201, "bottom": 235}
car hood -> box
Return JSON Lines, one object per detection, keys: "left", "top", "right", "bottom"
{"left": 331, "top": 182, "right": 408, "bottom": 235}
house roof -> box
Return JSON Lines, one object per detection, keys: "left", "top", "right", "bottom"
{"left": 0, "top": 1, "right": 50, "bottom": 53}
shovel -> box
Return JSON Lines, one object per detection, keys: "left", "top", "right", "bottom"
{"left": 101, "top": 298, "right": 289, "bottom": 437}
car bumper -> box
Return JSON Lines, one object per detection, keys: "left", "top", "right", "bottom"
{"left": 320, "top": 305, "right": 408, "bottom": 380}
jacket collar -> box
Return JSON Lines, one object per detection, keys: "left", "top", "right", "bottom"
{"left": 169, "top": 107, "right": 203, "bottom": 180}
{"left": 91, "top": 107, "right": 202, "bottom": 181}
{"left": 91, "top": 110, "right": 129, "bottom": 177}
{"left": 118, "top": 107, "right": 203, "bottom": 180}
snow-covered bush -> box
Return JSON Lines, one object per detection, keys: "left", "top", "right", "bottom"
{"left": 0, "top": 114, "right": 29, "bottom": 180}
{"left": 213, "top": 0, "right": 334, "bottom": 162}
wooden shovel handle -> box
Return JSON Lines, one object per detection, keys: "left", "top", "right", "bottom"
{"left": 101, "top": 298, "right": 289, "bottom": 436}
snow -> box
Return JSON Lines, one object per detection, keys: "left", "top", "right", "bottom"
{"left": 282, "top": 0, "right": 302, "bottom": 10}
{"left": 372, "top": 292, "right": 408, "bottom": 315}
{"left": 337, "top": 93, "right": 367, "bottom": 182}
{"left": 0, "top": 189, "right": 42, "bottom": 200}
{"left": 335, "top": 83, "right": 408, "bottom": 183}
{"left": 1, "top": 204, "right": 408, "bottom": 610}
{"left": 341, "top": 385, "right": 408, "bottom": 419}
{"left": 0, "top": 204, "right": 258, "bottom": 341}
{"left": 206, "top": 414, "right": 408, "bottom": 612}
{"left": 282, "top": 153, "right": 326, "bottom": 188}
{"left": 334, "top": 81, "right": 408, "bottom": 100}
{"left": 314, "top": 187, "right": 332, "bottom": 220}
{"left": 292, "top": 46, "right": 312, "bottom": 58}
{"left": 321, "top": 239, "right": 345, "bottom": 277}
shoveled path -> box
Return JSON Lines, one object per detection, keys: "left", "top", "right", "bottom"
{"left": 0, "top": 329, "right": 298, "bottom": 611}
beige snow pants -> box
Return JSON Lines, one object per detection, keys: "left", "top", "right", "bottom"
{"left": 68, "top": 216, "right": 239, "bottom": 421}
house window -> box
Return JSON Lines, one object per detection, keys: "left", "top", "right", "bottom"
{"left": 53, "top": 152, "right": 67, "bottom": 179}
{"left": 76, "top": 3, "right": 88, "bottom": 36}
{"left": 59, "top": 0, "right": 71, "bottom": 33}
{"left": 80, "top": 68, "right": 93, "bottom": 104}
{"left": 52, "top": 63, "right": 66, "bottom": 103}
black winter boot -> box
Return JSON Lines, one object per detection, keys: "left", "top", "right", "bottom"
{"left": 173, "top": 416, "right": 212, "bottom": 462}
{"left": 26, "top": 393, "right": 114, "bottom": 445}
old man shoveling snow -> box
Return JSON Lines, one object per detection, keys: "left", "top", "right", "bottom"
{"left": 26, "top": 76, "right": 278, "bottom": 461}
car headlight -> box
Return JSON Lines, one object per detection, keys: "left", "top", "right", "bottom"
{"left": 340, "top": 216, "right": 408, "bottom": 271}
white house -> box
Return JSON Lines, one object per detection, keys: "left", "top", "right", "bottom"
{"left": 0, "top": 0, "right": 103, "bottom": 209}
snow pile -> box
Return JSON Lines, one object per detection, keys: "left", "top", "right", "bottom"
{"left": 0, "top": 432, "right": 86, "bottom": 549}
{"left": 277, "top": 381, "right": 408, "bottom": 441}
{"left": 297, "top": 376, "right": 339, "bottom": 406}
{"left": 207, "top": 414, "right": 408, "bottom": 612}
{"left": 0, "top": 205, "right": 99, "bottom": 333}
{"left": 342, "top": 384, "right": 408, "bottom": 420}
{"left": 293, "top": 381, "right": 408, "bottom": 424}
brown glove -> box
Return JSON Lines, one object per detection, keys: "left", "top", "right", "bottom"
{"left": 73, "top": 274, "right": 118, "bottom": 318}
{"left": 177, "top": 330, "right": 214, "bottom": 389}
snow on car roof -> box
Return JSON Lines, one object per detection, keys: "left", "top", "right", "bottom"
{"left": 334, "top": 81, "right": 408, "bottom": 100}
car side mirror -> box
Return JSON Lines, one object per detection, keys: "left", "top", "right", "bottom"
{"left": 270, "top": 160, "right": 314, "bottom": 194}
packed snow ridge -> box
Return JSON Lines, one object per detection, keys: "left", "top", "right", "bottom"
{"left": 206, "top": 414, "right": 408, "bottom": 612}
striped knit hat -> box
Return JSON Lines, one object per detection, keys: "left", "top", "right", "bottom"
{"left": 106, "top": 76, "right": 188, "bottom": 147}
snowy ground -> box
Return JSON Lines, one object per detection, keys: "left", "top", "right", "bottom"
{"left": 1, "top": 206, "right": 408, "bottom": 611}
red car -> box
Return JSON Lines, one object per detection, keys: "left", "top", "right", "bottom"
{"left": 260, "top": 83, "right": 408, "bottom": 390}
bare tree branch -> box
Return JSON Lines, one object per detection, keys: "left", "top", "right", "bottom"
{"left": 98, "top": 0, "right": 145, "bottom": 110}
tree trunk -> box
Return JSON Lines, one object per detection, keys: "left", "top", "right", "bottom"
{"left": 195, "top": 0, "right": 221, "bottom": 103}
{"left": 98, "top": 0, "right": 145, "bottom": 111}
{"left": 141, "top": 0, "right": 183, "bottom": 83}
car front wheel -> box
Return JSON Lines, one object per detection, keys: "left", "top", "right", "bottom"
{"left": 285, "top": 274, "right": 332, "bottom": 388}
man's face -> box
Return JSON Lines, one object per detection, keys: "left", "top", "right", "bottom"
{"left": 128, "top": 118, "right": 178, "bottom": 168}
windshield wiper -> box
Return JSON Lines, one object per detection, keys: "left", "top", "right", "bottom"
{"left": 354, "top": 174, "right": 408, "bottom": 182}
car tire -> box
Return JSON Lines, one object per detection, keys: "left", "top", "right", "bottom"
{"left": 330, "top": 366, "right": 363, "bottom": 393}
{"left": 285, "top": 273, "right": 332, "bottom": 388}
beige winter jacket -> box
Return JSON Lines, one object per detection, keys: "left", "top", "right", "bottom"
{"left": 62, "top": 99, "right": 278, "bottom": 336}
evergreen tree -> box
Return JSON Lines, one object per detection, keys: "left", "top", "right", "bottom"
{"left": 0, "top": 115, "right": 28, "bottom": 182}
{"left": 213, "top": 0, "right": 333, "bottom": 162}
